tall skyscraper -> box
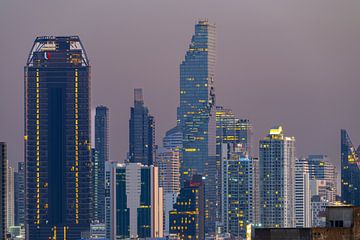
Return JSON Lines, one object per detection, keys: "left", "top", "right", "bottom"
{"left": 169, "top": 175, "right": 205, "bottom": 240}
{"left": 0, "top": 143, "right": 7, "bottom": 239}
{"left": 7, "top": 166, "right": 14, "bottom": 229}
{"left": 93, "top": 105, "right": 109, "bottom": 223}
{"left": 156, "top": 147, "right": 181, "bottom": 236}
{"left": 24, "top": 36, "right": 92, "bottom": 239}
{"left": 221, "top": 143, "right": 254, "bottom": 238}
{"left": 14, "top": 162, "right": 25, "bottom": 227}
{"left": 259, "top": 126, "right": 295, "bottom": 228}
{"left": 129, "top": 88, "right": 155, "bottom": 165}
{"left": 341, "top": 129, "right": 360, "bottom": 205}
{"left": 109, "top": 162, "right": 163, "bottom": 239}
{"left": 178, "top": 19, "right": 217, "bottom": 234}
{"left": 294, "top": 158, "right": 311, "bottom": 228}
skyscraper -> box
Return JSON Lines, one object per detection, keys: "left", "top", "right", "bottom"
{"left": 221, "top": 143, "right": 254, "bottom": 238}
{"left": 169, "top": 175, "right": 205, "bottom": 240}
{"left": 178, "top": 19, "right": 217, "bottom": 234}
{"left": 93, "top": 105, "right": 109, "bottom": 223}
{"left": 156, "top": 148, "right": 181, "bottom": 236}
{"left": 259, "top": 126, "right": 295, "bottom": 228}
{"left": 109, "top": 162, "right": 163, "bottom": 239}
{"left": 341, "top": 129, "right": 360, "bottom": 205}
{"left": 0, "top": 142, "right": 7, "bottom": 240}
{"left": 129, "top": 88, "right": 155, "bottom": 165}
{"left": 14, "top": 162, "right": 25, "bottom": 227}
{"left": 24, "top": 36, "right": 92, "bottom": 239}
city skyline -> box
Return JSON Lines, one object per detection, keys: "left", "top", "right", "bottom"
{"left": 1, "top": 1, "right": 360, "bottom": 171}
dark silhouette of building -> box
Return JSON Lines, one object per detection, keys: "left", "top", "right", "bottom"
{"left": 0, "top": 143, "right": 7, "bottom": 239}
{"left": 93, "top": 106, "right": 109, "bottom": 223}
{"left": 341, "top": 129, "right": 360, "bottom": 205}
{"left": 169, "top": 175, "right": 205, "bottom": 240}
{"left": 24, "top": 36, "right": 92, "bottom": 239}
{"left": 129, "top": 88, "right": 155, "bottom": 165}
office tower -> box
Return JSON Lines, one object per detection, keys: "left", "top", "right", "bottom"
{"left": 156, "top": 148, "right": 181, "bottom": 236}
{"left": 24, "top": 36, "right": 92, "bottom": 239}
{"left": 14, "top": 162, "right": 25, "bottom": 227}
{"left": 129, "top": 88, "right": 155, "bottom": 165}
{"left": 295, "top": 158, "right": 311, "bottom": 228}
{"left": 163, "top": 126, "right": 183, "bottom": 151}
{"left": 110, "top": 162, "right": 163, "bottom": 239}
{"left": 7, "top": 166, "right": 14, "bottom": 229}
{"left": 178, "top": 19, "right": 217, "bottom": 234}
{"left": 92, "top": 106, "right": 109, "bottom": 224}
{"left": 308, "top": 155, "right": 337, "bottom": 202}
{"left": 0, "top": 143, "right": 7, "bottom": 239}
{"left": 169, "top": 175, "right": 205, "bottom": 240}
{"left": 341, "top": 129, "right": 360, "bottom": 205}
{"left": 221, "top": 143, "right": 254, "bottom": 238}
{"left": 259, "top": 126, "right": 296, "bottom": 228}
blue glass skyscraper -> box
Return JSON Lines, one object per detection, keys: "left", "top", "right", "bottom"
{"left": 93, "top": 105, "right": 109, "bottom": 223}
{"left": 178, "top": 20, "right": 217, "bottom": 234}
{"left": 24, "top": 36, "right": 92, "bottom": 239}
{"left": 341, "top": 129, "right": 360, "bottom": 205}
{"left": 129, "top": 88, "right": 155, "bottom": 165}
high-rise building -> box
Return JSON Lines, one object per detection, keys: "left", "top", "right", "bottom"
{"left": 14, "top": 162, "right": 25, "bottom": 227}
{"left": 104, "top": 161, "right": 115, "bottom": 240}
{"left": 0, "top": 143, "right": 7, "bottom": 239}
{"left": 341, "top": 129, "right": 360, "bottom": 205}
{"left": 129, "top": 88, "right": 155, "bottom": 166}
{"left": 169, "top": 175, "right": 205, "bottom": 240}
{"left": 24, "top": 36, "right": 92, "bottom": 239}
{"left": 259, "top": 126, "right": 295, "bottom": 228}
{"left": 163, "top": 126, "right": 182, "bottom": 151}
{"left": 7, "top": 166, "right": 14, "bottom": 229}
{"left": 221, "top": 143, "right": 254, "bottom": 238}
{"left": 308, "top": 155, "right": 337, "bottom": 202}
{"left": 295, "top": 158, "right": 311, "bottom": 228}
{"left": 109, "top": 162, "right": 163, "bottom": 239}
{"left": 156, "top": 148, "right": 181, "bottom": 236}
{"left": 178, "top": 19, "right": 217, "bottom": 234}
{"left": 93, "top": 105, "right": 109, "bottom": 223}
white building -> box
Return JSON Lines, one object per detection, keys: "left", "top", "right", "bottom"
{"left": 110, "top": 162, "right": 163, "bottom": 239}
{"left": 156, "top": 148, "right": 180, "bottom": 236}
{"left": 7, "top": 166, "right": 14, "bottom": 229}
{"left": 295, "top": 158, "right": 311, "bottom": 227}
{"left": 259, "top": 126, "right": 296, "bottom": 228}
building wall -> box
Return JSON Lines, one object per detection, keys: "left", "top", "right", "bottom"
{"left": 0, "top": 143, "right": 7, "bottom": 240}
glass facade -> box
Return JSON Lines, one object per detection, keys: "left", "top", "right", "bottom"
{"left": 178, "top": 19, "right": 217, "bottom": 234}
{"left": 341, "top": 129, "right": 360, "bottom": 205}
{"left": 129, "top": 88, "right": 155, "bottom": 165}
{"left": 221, "top": 143, "right": 253, "bottom": 238}
{"left": 24, "top": 36, "right": 92, "bottom": 239}
{"left": 93, "top": 106, "right": 109, "bottom": 223}
{"left": 14, "top": 162, "right": 25, "bottom": 227}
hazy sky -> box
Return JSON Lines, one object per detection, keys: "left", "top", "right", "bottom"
{"left": 1, "top": 0, "right": 360, "bottom": 172}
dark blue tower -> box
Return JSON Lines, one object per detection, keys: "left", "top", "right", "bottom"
{"left": 341, "top": 129, "right": 360, "bottom": 205}
{"left": 24, "top": 36, "right": 92, "bottom": 239}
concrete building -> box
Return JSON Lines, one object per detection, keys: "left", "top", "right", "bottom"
{"left": 254, "top": 206, "right": 360, "bottom": 240}
{"left": 110, "top": 162, "right": 163, "bottom": 239}
{"left": 295, "top": 158, "right": 311, "bottom": 227}
{"left": 0, "top": 143, "right": 7, "bottom": 239}
{"left": 7, "top": 166, "right": 14, "bottom": 230}
{"left": 259, "top": 126, "right": 296, "bottom": 228}
{"left": 156, "top": 148, "right": 180, "bottom": 236}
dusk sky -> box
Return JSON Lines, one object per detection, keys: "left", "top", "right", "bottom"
{"left": 1, "top": 0, "right": 360, "bottom": 172}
